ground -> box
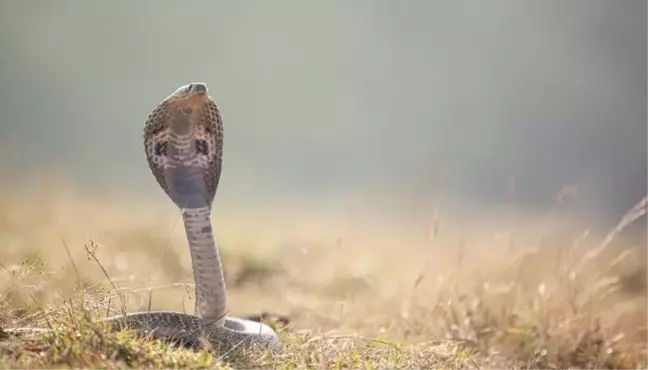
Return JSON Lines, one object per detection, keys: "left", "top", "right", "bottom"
{"left": 0, "top": 181, "right": 645, "bottom": 369}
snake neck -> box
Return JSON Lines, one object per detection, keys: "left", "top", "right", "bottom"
{"left": 182, "top": 206, "right": 228, "bottom": 326}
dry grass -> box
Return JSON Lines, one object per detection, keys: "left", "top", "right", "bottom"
{"left": 0, "top": 180, "right": 645, "bottom": 369}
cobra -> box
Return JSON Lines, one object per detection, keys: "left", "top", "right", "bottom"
{"left": 5, "top": 83, "right": 281, "bottom": 353}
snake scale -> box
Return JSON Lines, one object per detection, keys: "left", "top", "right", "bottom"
{"left": 4, "top": 83, "right": 281, "bottom": 353}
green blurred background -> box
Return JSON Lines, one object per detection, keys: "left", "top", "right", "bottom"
{"left": 0, "top": 1, "right": 645, "bottom": 227}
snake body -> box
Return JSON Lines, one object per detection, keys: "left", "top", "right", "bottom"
{"left": 5, "top": 83, "right": 280, "bottom": 353}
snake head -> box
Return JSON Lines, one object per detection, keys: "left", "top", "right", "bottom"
{"left": 164, "top": 83, "right": 211, "bottom": 106}
{"left": 182, "top": 83, "right": 208, "bottom": 94}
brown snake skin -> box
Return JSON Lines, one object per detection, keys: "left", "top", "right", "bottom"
{"left": 143, "top": 84, "right": 223, "bottom": 207}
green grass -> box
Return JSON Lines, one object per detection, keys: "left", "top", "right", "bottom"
{"left": 0, "top": 186, "right": 645, "bottom": 369}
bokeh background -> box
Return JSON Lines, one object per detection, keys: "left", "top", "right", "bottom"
{"left": 0, "top": 1, "right": 645, "bottom": 230}
{"left": 0, "top": 4, "right": 646, "bottom": 367}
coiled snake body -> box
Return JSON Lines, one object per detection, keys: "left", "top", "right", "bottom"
{"left": 5, "top": 83, "right": 280, "bottom": 353}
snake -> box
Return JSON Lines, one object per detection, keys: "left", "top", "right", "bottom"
{"left": 3, "top": 83, "right": 281, "bottom": 353}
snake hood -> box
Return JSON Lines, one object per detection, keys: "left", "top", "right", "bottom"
{"left": 143, "top": 82, "right": 224, "bottom": 210}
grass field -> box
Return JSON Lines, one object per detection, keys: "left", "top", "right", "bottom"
{"left": 0, "top": 180, "right": 645, "bottom": 369}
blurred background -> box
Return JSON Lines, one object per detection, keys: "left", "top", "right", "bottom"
{"left": 0, "top": 5, "right": 646, "bottom": 363}
{"left": 0, "top": 1, "right": 645, "bottom": 232}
